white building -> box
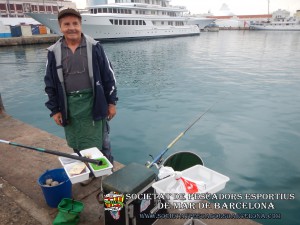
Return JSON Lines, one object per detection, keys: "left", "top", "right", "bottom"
{"left": 0, "top": 0, "right": 75, "bottom": 18}
{"left": 0, "top": 0, "right": 75, "bottom": 26}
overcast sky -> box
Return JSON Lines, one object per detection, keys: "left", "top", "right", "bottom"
{"left": 73, "top": 0, "right": 300, "bottom": 15}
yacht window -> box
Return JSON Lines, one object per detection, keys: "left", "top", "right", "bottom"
{"left": 128, "top": 10, "right": 131, "bottom": 14}
{"left": 119, "top": 20, "right": 123, "bottom": 25}
{"left": 121, "top": 9, "right": 124, "bottom": 14}
{"left": 136, "top": 10, "right": 139, "bottom": 14}
{"left": 109, "top": 19, "right": 113, "bottom": 24}
{"left": 139, "top": 20, "right": 142, "bottom": 25}
{"left": 0, "top": 3, "right": 6, "bottom": 10}
{"left": 128, "top": 20, "right": 131, "bottom": 25}
{"left": 136, "top": 20, "right": 138, "bottom": 25}
{"left": 109, "top": 8, "right": 112, "bottom": 13}
{"left": 103, "top": 8, "right": 107, "bottom": 13}
{"left": 143, "top": 21, "right": 146, "bottom": 25}
{"left": 113, "top": 8, "right": 117, "bottom": 13}
{"left": 114, "top": 19, "right": 118, "bottom": 25}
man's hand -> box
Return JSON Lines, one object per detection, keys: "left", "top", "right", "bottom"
{"left": 107, "top": 104, "right": 116, "bottom": 121}
{"left": 53, "top": 112, "right": 63, "bottom": 126}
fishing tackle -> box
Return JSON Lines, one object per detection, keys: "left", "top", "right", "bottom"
{"left": 0, "top": 139, "right": 102, "bottom": 165}
{"left": 146, "top": 99, "right": 223, "bottom": 168}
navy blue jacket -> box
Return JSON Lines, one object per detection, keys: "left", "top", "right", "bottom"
{"left": 44, "top": 34, "right": 118, "bottom": 126}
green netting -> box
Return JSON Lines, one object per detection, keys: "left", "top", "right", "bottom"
{"left": 53, "top": 198, "right": 84, "bottom": 225}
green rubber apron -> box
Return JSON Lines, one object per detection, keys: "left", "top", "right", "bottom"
{"left": 64, "top": 89, "right": 103, "bottom": 151}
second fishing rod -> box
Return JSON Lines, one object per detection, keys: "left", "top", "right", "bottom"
{"left": 146, "top": 98, "right": 224, "bottom": 168}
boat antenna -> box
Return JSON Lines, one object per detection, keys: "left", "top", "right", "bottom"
{"left": 146, "top": 97, "right": 224, "bottom": 168}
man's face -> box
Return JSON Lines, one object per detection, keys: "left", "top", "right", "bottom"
{"left": 59, "top": 15, "right": 82, "bottom": 42}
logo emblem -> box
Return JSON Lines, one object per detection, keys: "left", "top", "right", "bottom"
{"left": 104, "top": 192, "right": 124, "bottom": 212}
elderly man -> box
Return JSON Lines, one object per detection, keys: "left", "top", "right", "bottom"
{"left": 44, "top": 8, "right": 118, "bottom": 168}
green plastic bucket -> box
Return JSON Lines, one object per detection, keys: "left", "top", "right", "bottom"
{"left": 53, "top": 198, "right": 84, "bottom": 225}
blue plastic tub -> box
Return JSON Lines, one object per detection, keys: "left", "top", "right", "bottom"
{"left": 38, "top": 168, "right": 72, "bottom": 208}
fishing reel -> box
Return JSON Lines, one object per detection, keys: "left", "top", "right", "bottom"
{"left": 145, "top": 154, "right": 163, "bottom": 169}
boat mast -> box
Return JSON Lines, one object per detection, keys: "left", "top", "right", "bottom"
{"left": 267, "top": 0, "right": 270, "bottom": 14}
{"left": 6, "top": 0, "right": 10, "bottom": 17}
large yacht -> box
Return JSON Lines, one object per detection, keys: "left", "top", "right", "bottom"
{"left": 27, "top": 0, "right": 215, "bottom": 41}
{"left": 250, "top": 9, "right": 300, "bottom": 31}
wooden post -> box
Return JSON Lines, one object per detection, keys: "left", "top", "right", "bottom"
{"left": 0, "top": 93, "right": 5, "bottom": 114}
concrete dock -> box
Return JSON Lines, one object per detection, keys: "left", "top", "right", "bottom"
{"left": 0, "top": 34, "right": 60, "bottom": 47}
{"left": 0, "top": 101, "right": 260, "bottom": 225}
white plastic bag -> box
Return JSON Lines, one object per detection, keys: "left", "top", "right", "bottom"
{"left": 166, "top": 171, "right": 206, "bottom": 194}
{"left": 158, "top": 166, "right": 175, "bottom": 179}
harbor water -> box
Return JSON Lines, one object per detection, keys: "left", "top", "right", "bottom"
{"left": 0, "top": 31, "right": 300, "bottom": 224}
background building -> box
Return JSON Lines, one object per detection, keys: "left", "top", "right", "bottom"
{"left": 0, "top": 0, "right": 75, "bottom": 18}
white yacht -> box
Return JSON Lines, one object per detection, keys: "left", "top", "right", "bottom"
{"left": 250, "top": 19, "right": 300, "bottom": 31}
{"left": 27, "top": 0, "right": 215, "bottom": 41}
{"left": 250, "top": 9, "right": 300, "bottom": 31}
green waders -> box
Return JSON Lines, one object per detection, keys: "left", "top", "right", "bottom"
{"left": 64, "top": 89, "right": 103, "bottom": 151}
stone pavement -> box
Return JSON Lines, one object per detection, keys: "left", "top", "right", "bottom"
{"left": 0, "top": 111, "right": 260, "bottom": 225}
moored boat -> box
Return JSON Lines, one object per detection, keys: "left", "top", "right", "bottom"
{"left": 27, "top": 0, "right": 215, "bottom": 41}
{"left": 203, "top": 22, "right": 220, "bottom": 32}
{"left": 250, "top": 9, "right": 300, "bottom": 31}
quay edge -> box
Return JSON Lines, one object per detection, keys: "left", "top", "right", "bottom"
{"left": 0, "top": 34, "right": 60, "bottom": 47}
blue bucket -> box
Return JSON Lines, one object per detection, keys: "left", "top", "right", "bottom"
{"left": 38, "top": 168, "right": 72, "bottom": 208}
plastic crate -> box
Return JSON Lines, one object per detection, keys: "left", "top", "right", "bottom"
{"left": 79, "top": 147, "right": 103, "bottom": 158}
{"left": 58, "top": 153, "right": 80, "bottom": 166}
{"left": 64, "top": 162, "right": 90, "bottom": 184}
{"left": 88, "top": 156, "right": 113, "bottom": 177}
{"left": 80, "top": 148, "right": 112, "bottom": 177}
{"left": 152, "top": 165, "right": 230, "bottom": 205}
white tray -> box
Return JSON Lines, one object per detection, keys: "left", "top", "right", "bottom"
{"left": 80, "top": 147, "right": 103, "bottom": 159}
{"left": 152, "top": 165, "right": 230, "bottom": 205}
{"left": 88, "top": 156, "right": 113, "bottom": 177}
{"left": 58, "top": 153, "right": 80, "bottom": 166}
{"left": 64, "top": 162, "right": 90, "bottom": 184}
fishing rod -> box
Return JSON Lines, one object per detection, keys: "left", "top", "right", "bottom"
{"left": 146, "top": 99, "right": 222, "bottom": 168}
{"left": 0, "top": 139, "right": 102, "bottom": 165}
